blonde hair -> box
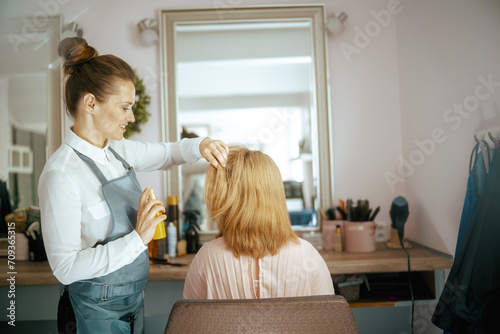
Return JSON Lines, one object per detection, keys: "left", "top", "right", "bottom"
{"left": 204, "top": 146, "right": 299, "bottom": 258}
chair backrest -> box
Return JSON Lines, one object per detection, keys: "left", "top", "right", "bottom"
{"left": 164, "top": 294, "right": 360, "bottom": 334}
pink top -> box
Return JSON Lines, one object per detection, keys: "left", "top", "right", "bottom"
{"left": 183, "top": 237, "right": 335, "bottom": 299}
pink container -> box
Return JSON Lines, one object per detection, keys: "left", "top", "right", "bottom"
{"left": 344, "top": 221, "right": 377, "bottom": 253}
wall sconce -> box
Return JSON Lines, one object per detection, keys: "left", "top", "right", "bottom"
{"left": 137, "top": 18, "right": 158, "bottom": 46}
{"left": 326, "top": 12, "right": 348, "bottom": 36}
{"left": 61, "top": 22, "right": 83, "bottom": 40}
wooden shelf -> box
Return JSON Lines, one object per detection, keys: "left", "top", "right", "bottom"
{"left": 350, "top": 300, "right": 397, "bottom": 308}
{"left": 0, "top": 255, "right": 197, "bottom": 286}
{"left": 319, "top": 242, "right": 453, "bottom": 274}
{"left": 1, "top": 242, "right": 452, "bottom": 287}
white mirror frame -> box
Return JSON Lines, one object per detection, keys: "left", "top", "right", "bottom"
{"left": 159, "top": 5, "right": 333, "bottom": 237}
{"left": 46, "top": 16, "right": 64, "bottom": 157}
{"left": 47, "top": 16, "right": 64, "bottom": 158}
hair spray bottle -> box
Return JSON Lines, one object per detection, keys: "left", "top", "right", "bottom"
{"left": 148, "top": 189, "right": 166, "bottom": 261}
{"left": 149, "top": 189, "right": 166, "bottom": 240}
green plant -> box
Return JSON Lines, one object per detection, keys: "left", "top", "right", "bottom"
{"left": 124, "top": 70, "right": 151, "bottom": 138}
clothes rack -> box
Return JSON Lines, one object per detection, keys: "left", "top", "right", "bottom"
{"left": 474, "top": 127, "right": 499, "bottom": 147}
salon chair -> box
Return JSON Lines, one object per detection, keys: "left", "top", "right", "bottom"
{"left": 164, "top": 294, "right": 359, "bottom": 334}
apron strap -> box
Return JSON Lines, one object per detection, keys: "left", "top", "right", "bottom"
{"left": 72, "top": 148, "right": 109, "bottom": 185}
{"left": 72, "top": 147, "right": 133, "bottom": 185}
{"left": 108, "top": 146, "right": 141, "bottom": 191}
{"left": 108, "top": 146, "right": 132, "bottom": 170}
{"left": 68, "top": 278, "right": 148, "bottom": 300}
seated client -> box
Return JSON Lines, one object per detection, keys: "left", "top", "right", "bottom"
{"left": 183, "top": 146, "right": 334, "bottom": 299}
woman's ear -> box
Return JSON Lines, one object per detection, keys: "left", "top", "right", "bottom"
{"left": 82, "top": 93, "right": 97, "bottom": 115}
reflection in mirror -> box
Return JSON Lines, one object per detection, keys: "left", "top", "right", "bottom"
{"left": 160, "top": 6, "right": 332, "bottom": 237}
{"left": 0, "top": 16, "right": 62, "bottom": 209}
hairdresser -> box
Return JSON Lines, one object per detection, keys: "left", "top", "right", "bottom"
{"left": 38, "top": 37, "right": 228, "bottom": 334}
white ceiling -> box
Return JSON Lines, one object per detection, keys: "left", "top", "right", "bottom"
{"left": 178, "top": 58, "right": 312, "bottom": 97}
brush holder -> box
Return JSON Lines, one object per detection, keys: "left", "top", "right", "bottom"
{"left": 344, "top": 221, "right": 377, "bottom": 253}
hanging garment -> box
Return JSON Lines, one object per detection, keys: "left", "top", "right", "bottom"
{"left": 443, "top": 142, "right": 490, "bottom": 334}
{"left": 62, "top": 147, "right": 149, "bottom": 334}
{"left": 432, "top": 145, "right": 500, "bottom": 334}
{"left": 0, "top": 180, "right": 13, "bottom": 235}
{"left": 455, "top": 141, "right": 491, "bottom": 254}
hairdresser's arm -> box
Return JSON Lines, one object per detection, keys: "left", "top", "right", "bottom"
{"left": 39, "top": 170, "right": 148, "bottom": 285}
{"left": 199, "top": 137, "right": 228, "bottom": 168}
{"left": 113, "top": 137, "right": 227, "bottom": 172}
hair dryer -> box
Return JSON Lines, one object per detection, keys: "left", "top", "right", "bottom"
{"left": 390, "top": 196, "right": 409, "bottom": 247}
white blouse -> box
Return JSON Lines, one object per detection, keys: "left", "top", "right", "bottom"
{"left": 39, "top": 129, "right": 203, "bottom": 285}
{"left": 183, "top": 237, "right": 335, "bottom": 299}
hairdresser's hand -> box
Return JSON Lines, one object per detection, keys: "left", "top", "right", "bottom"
{"left": 135, "top": 186, "right": 166, "bottom": 245}
{"left": 200, "top": 137, "right": 228, "bottom": 168}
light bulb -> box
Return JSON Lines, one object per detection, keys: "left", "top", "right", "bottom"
{"left": 140, "top": 29, "right": 158, "bottom": 45}
{"left": 326, "top": 12, "right": 348, "bottom": 36}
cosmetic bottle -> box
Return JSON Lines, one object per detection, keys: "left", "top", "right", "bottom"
{"left": 334, "top": 225, "right": 343, "bottom": 252}
{"left": 167, "top": 222, "right": 177, "bottom": 258}
{"left": 148, "top": 189, "right": 166, "bottom": 261}
{"left": 184, "top": 211, "right": 200, "bottom": 254}
{"left": 167, "top": 196, "right": 180, "bottom": 240}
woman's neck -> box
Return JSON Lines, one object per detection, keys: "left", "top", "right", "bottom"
{"left": 73, "top": 119, "right": 107, "bottom": 148}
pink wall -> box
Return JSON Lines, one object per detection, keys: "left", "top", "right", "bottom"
{"left": 396, "top": 0, "right": 500, "bottom": 254}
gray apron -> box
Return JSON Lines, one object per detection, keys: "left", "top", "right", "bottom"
{"left": 67, "top": 147, "right": 150, "bottom": 334}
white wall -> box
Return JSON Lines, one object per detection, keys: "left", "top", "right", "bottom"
{"left": 326, "top": 0, "right": 403, "bottom": 237}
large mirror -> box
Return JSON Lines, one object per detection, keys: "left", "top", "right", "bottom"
{"left": 160, "top": 6, "right": 332, "bottom": 238}
{"left": 0, "top": 16, "right": 62, "bottom": 209}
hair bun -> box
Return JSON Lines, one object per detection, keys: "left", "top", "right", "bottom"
{"left": 58, "top": 37, "right": 98, "bottom": 75}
